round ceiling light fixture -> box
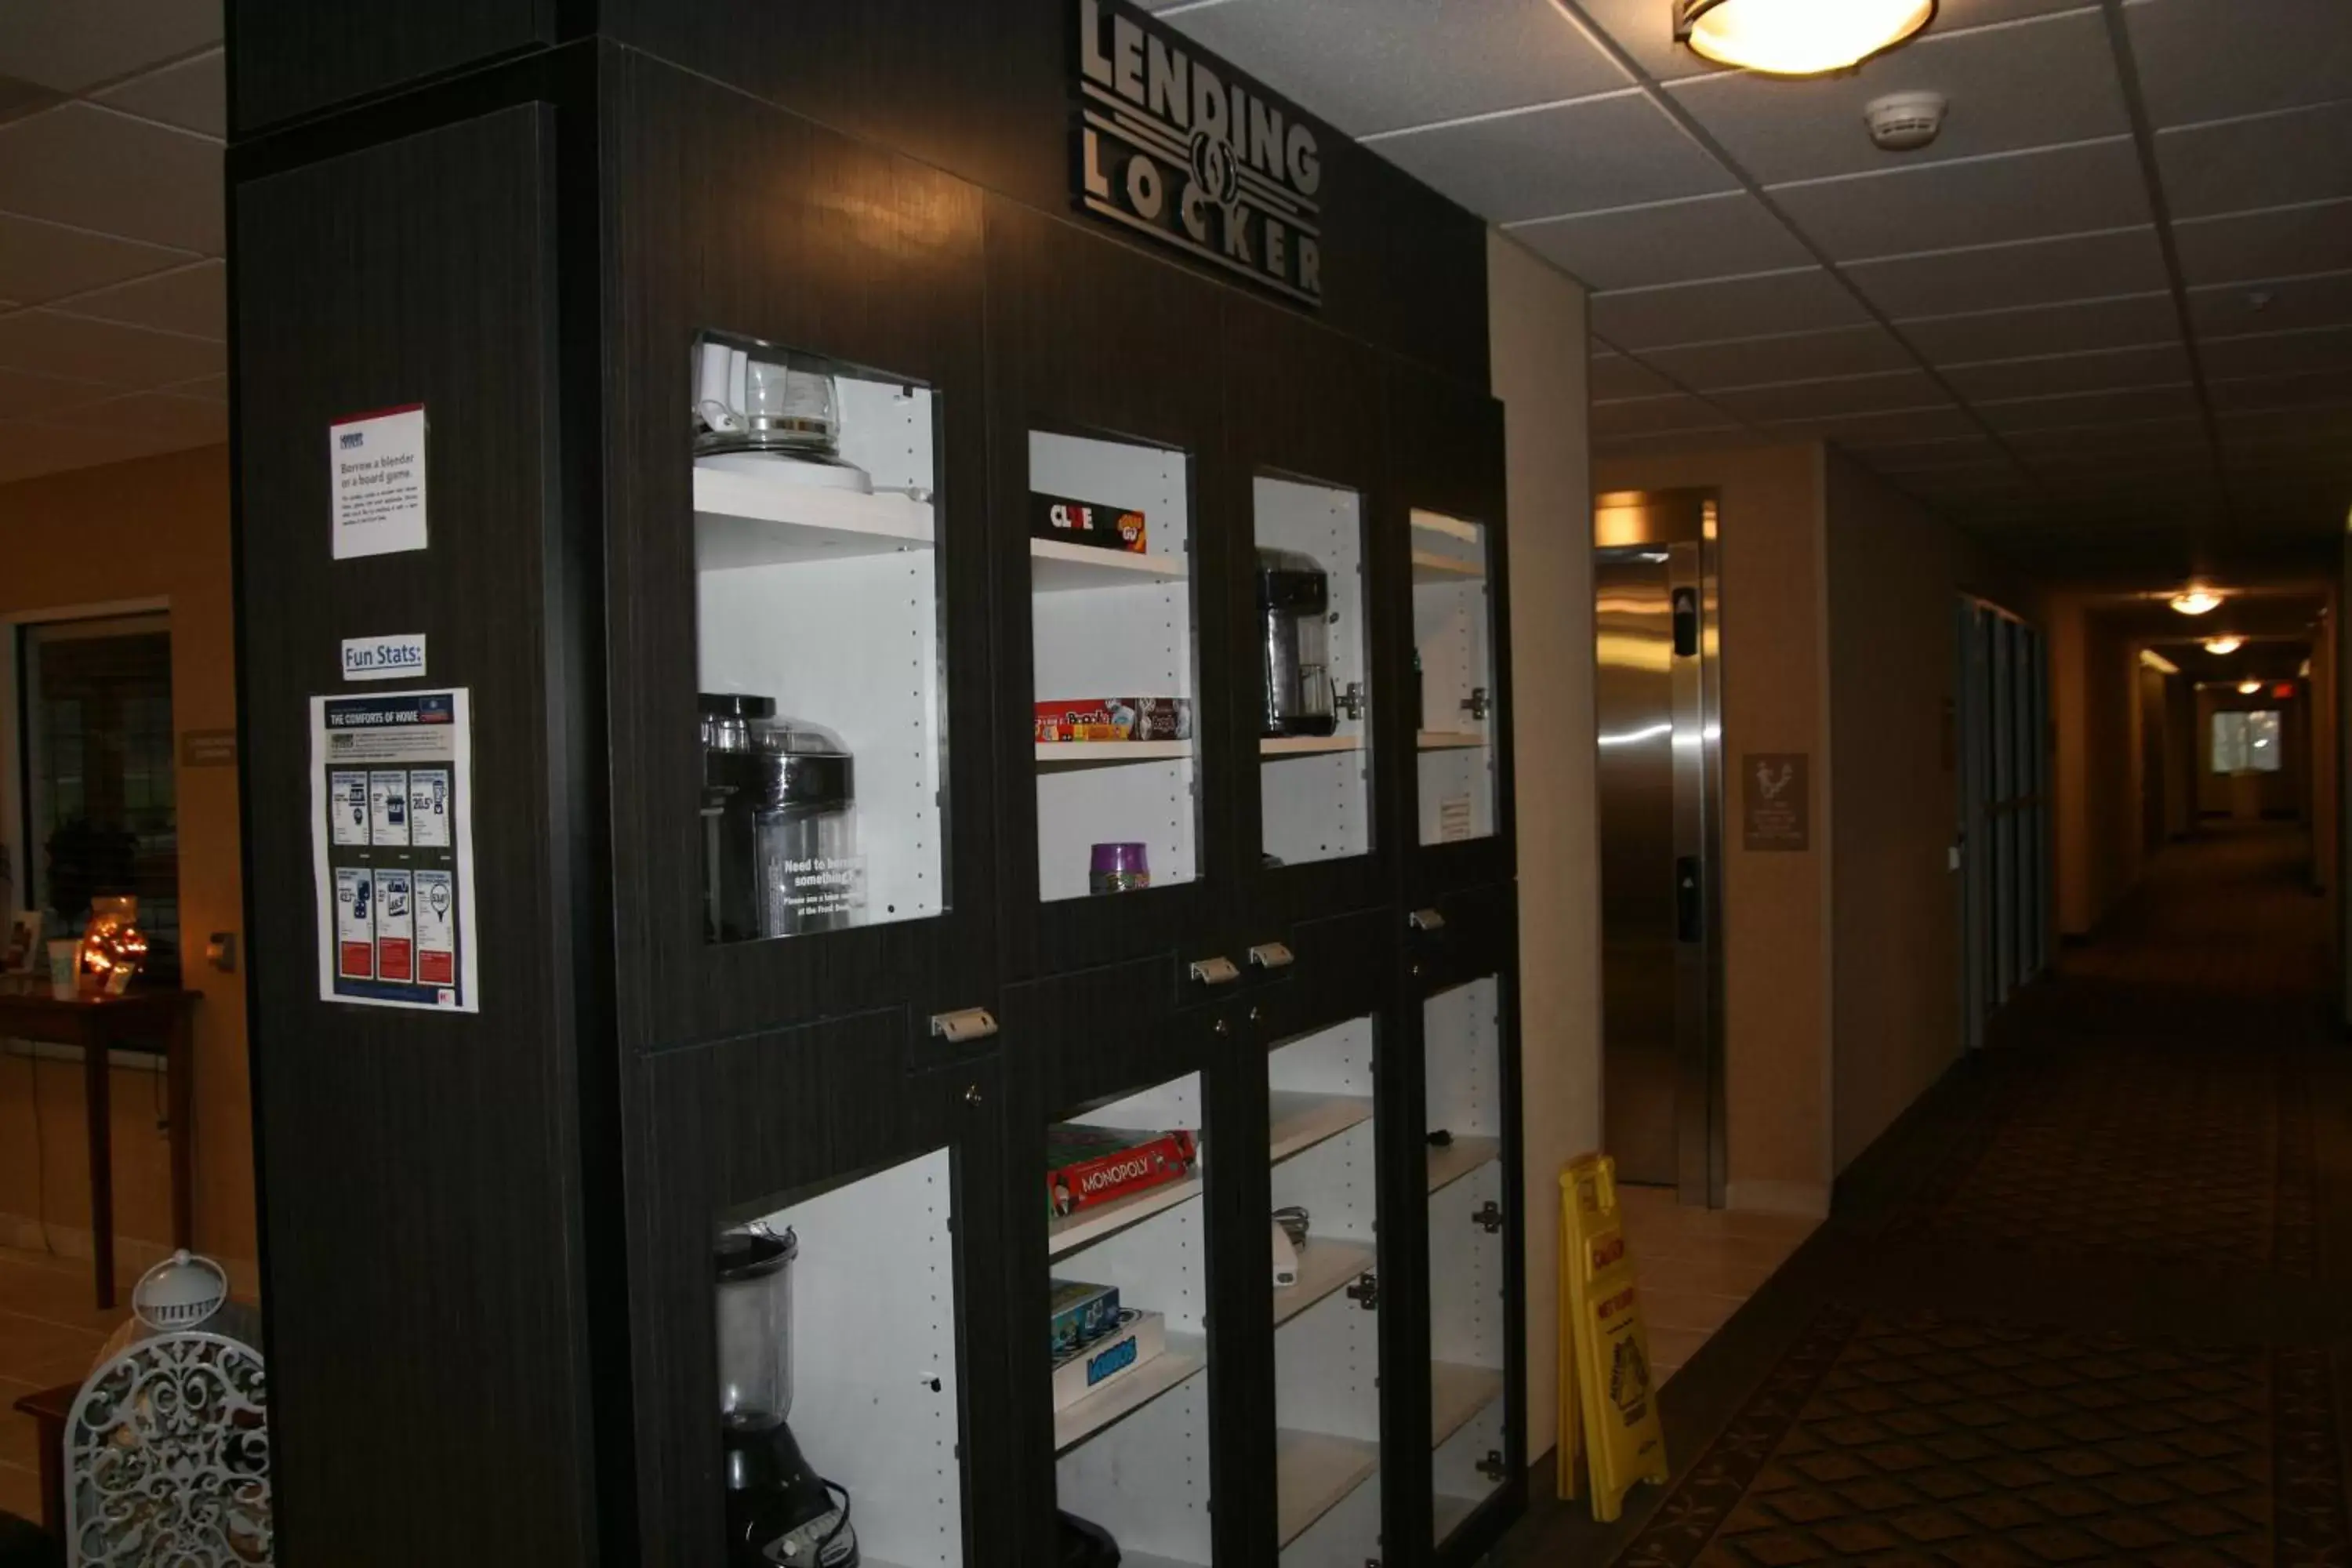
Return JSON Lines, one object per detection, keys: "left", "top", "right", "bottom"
{"left": 2169, "top": 589, "right": 2224, "bottom": 616}
{"left": 2238, "top": 680, "right": 2263, "bottom": 696}
{"left": 1675, "top": 0, "right": 1938, "bottom": 77}
{"left": 2203, "top": 635, "right": 2244, "bottom": 655}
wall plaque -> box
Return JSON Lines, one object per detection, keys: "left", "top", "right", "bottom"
{"left": 180, "top": 729, "right": 238, "bottom": 768}
{"left": 1742, "top": 752, "right": 1809, "bottom": 851}
{"left": 1073, "top": 0, "right": 1326, "bottom": 307}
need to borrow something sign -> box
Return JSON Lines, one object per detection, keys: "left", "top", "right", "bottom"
{"left": 1073, "top": 0, "right": 1326, "bottom": 307}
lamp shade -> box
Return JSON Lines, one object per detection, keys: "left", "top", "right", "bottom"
{"left": 1675, "top": 0, "right": 1937, "bottom": 76}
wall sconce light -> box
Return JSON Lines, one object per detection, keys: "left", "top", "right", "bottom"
{"left": 1675, "top": 0, "right": 1936, "bottom": 76}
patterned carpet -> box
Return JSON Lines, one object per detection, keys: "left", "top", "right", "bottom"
{"left": 1616, "top": 1308, "right": 2349, "bottom": 1568}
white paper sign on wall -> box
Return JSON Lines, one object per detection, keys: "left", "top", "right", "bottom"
{"left": 341, "top": 633, "right": 427, "bottom": 681}
{"left": 330, "top": 404, "right": 429, "bottom": 558}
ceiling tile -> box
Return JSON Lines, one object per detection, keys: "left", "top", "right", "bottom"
{"left": 2174, "top": 199, "right": 2352, "bottom": 287}
{"left": 1642, "top": 324, "right": 1915, "bottom": 390}
{"left": 1896, "top": 292, "right": 2182, "bottom": 362}
{"left": 1846, "top": 227, "right": 2169, "bottom": 316}
{"left": 90, "top": 48, "right": 225, "bottom": 138}
{"left": 2003, "top": 415, "right": 2206, "bottom": 456}
{"left": 2126, "top": 0, "right": 2352, "bottom": 128}
{"left": 1508, "top": 191, "right": 1810, "bottom": 291}
{"left": 1943, "top": 342, "right": 2194, "bottom": 400}
{"left": 165, "top": 372, "right": 227, "bottom": 401}
{"left": 1589, "top": 351, "right": 1677, "bottom": 400}
{"left": 0, "top": 210, "right": 192, "bottom": 306}
{"left": 0, "top": 0, "right": 222, "bottom": 93}
{"left": 1372, "top": 91, "right": 1734, "bottom": 223}
{"left": 1976, "top": 383, "right": 2201, "bottom": 430}
{"left": 1591, "top": 267, "right": 1870, "bottom": 349}
{"left": 1763, "top": 405, "right": 1982, "bottom": 445}
{"left": 1562, "top": 0, "right": 1733, "bottom": 84}
{"left": 1666, "top": 9, "right": 2129, "bottom": 185}
{"left": 1714, "top": 368, "right": 1946, "bottom": 421}
{"left": 38, "top": 389, "right": 227, "bottom": 444}
{"left": 2155, "top": 100, "right": 2352, "bottom": 220}
{"left": 0, "top": 307, "right": 223, "bottom": 386}
{"left": 47, "top": 260, "right": 224, "bottom": 339}
{"left": 0, "top": 71, "right": 62, "bottom": 124}
{"left": 2188, "top": 271, "right": 2352, "bottom": 339}
{"left": 1767, "top": 138, "right": 2150, "bottom": 260}
{"left": 1860, "top": 434, "right": 2013, "bottom": 471}
{"left": 2199, "top": 326, "right": 2352, "bottom": 380}
{"left": 2208, "top": 365, "right": 2352, "bottom": 412}
{"left": 1167, "top": 0, "right": 1626, "bottom": 138}
{"left": 0, "top": 103, "right": 223, "bottom": 252}
{"left": 0, "top": 364, "right": 117, "bottom": 419}
{"left": 1591, "top": 390, "right": 1743, "bottom": 437}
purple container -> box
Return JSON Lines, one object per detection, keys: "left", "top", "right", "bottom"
{"left": 1089, "top": 842, "right": 1151, "bottom": 895}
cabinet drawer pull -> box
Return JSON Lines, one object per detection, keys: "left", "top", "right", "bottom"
{"left": 1248, "top": 942, "right": 1294, "bottom": 970}
{"left": 1189, "top": 956, "right": 1240, "bottom": 986}
{"left": 1407, "top": 907, "right": 1445, "bottom": 932}
{"left": 928, "top": 1007, "right": 998, "bottom": 1044}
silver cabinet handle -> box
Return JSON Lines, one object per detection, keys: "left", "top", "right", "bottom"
{"left": 928, "top": 1007, "right": 998, "bottom": 1044}
{"left": 1408, "top": 908, "right": 1445, "bottom": 932}
{"left": 1189, "top": 956, "right": 1240, "bottom": 986}
{"left": 1248, "top": 942, "right": 1294, "bottom": 970}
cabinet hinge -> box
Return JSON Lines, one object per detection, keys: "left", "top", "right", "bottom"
{"left": 1462, "top": 685, "right": 1491, "bottom": 721}
{"left": 1345, "top": 1271, "right": 1381, "bottom": 1311}
{"left": 1475, "top": 1450, "right": 1508, "bottom": 1483}
{"left": 1472, "top": 1200, "right": 1504, "bottom": 1234}
{"left": 1336, "top": 681, "right": 1367, "bottom": 720}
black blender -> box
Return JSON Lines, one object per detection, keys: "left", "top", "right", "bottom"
{"left": 717, "top": 1225, "right": 859, "bottom": 1566}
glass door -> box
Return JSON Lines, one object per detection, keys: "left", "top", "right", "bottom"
{"left": 1423, "top": 974, "right": 1509, "bottom": 1547}
{"left": 1266, "top": 1015, "right": 1383, "bottom": 1566}
{"left": 1255, "top": 479, "right": 1374, "bottom": 879}
{"left": 1411, "top": 512, "right": 1498, "bottom": 849}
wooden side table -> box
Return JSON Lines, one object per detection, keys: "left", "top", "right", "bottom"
{"left": 11, "top": 1381, "right": 74, "bottom": 1537}
{"left": 0, "top": 983, "right": 200, "bottom": 1308}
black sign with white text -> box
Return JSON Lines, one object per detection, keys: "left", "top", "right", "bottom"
{"left": 1073, "top": 0, "right": 1326, "bottom": 307}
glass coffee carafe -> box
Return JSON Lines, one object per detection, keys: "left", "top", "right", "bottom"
{"left": 1257, "top": 547, "right": 1337, "bottom": 738}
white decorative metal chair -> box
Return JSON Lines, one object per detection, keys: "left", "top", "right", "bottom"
{"left": 63, "top": 1252, "right": 271, "bottom": 1566}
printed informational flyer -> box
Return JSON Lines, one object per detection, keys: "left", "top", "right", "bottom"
{"left": 310, "top": 688, "right": 479, "bottom": 1011}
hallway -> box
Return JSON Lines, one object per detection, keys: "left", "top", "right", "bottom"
{"left": 1501, "top": 824, "right": 2352, "bottom": 1566}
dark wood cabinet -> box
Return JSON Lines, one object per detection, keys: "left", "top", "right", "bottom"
{"left": 228, "top": 8, "right": 1526, "bottom": 1566}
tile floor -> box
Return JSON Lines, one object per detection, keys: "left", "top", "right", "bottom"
{"left": 1616, "top": 1185, "right": 1817, "bottom": 1384}
{"left": 0, "top": 1244, "right": 127, "bottom": 1525}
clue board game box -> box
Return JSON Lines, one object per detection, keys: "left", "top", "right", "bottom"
{"left": 1047, "top": 1124, "right": 1199, "bottom": 1218}
{"left": 1030, "top": 491, "right": 1147, "bottom": 554}
{"left": 1051, "top": 1308, "right": 1167, "bottom": 1411}
{"left": 1049, "top": 1279, "right": 1123, "bottom": 1358}
{"left": 1034, "top": 697, "right": 1192, "bottom": 743}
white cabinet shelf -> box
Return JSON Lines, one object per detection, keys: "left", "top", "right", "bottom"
{"left": 1035, "top": 739, "right": 1195, "bottom": 768}
{"left": 1047, "top": 1174, "right": 1203, "bottom": 1257}
{"left": 1412, "top": 511, "right": 1483, "bottom": 546}
{"left": 1412, "top": 549, "right": 1485, "bottom": 585}
{"left": 1122, "top": 1556, "right": 1208, "bottom": 1568}
{"left": 1272, "top": 1236, "right": 1377, "bottom": 1327}
{"left": 1276, "top": 1428, "right": 1381, "bottom": 1547}
{"left": 1427, "top": 1135, "right": 1501, "bottom": 1194}
{"left": 1434, "top": 1491, "right": 1482, "bottom": 1541}
{"left": 1053, "top": 1333, "right": 1208, "bottom": 1453}
{"left": 1269, "top": 1091, "right": 1374, "bottom": 1165}
{"left": 1260, "top": 734, "right": 1361, "bottom": 757}
{"left": 1031, "top": 536, "right": 1189, "bottom": 592}
{"left": 693, "top": 465, "right": 934, "bottom": 568}
{"left": 1417, "top": 729, "right": 1488, "bottom": 750}
{"left": 1432, "top": 1361, "right": 1505, "bottom": 1448}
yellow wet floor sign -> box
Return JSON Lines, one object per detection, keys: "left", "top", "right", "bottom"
{"left": 1558, "top": 1152, "right": 1668, "bottom": 1521}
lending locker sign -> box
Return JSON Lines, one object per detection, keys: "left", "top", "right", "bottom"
{"left": 1073, "top": 0, "right": 1326, "bottom": 307}
{"left": 310, "top": 688, "right": 479, "bottom": 1011}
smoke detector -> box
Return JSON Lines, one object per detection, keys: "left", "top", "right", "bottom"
{"left": 1865, "top": 91, "right": 1947, "bottom": 152}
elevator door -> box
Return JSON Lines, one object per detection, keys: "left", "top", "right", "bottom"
{"left": 1595, "top": 541, "right": 1716, "bottom": 1197}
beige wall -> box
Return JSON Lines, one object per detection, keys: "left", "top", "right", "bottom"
{"left": 2050, "top": 595, "right": 2138, "bottom": 935}
{"left": 0, "top": 445, "right": 254, "bottom": 1283}
{"left": 1488, "top": 230, "right": 1597, "bottom": 1468}
{"left": 1820, "top": 453, "right": 2009, "bottom": 1171}
{"left": 1594, "top": 442, "right": 1831, "bottom": 1215}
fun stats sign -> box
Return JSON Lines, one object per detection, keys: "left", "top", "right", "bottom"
{"left": 1074, "top": 0, "right": 1327, "bottom": 307}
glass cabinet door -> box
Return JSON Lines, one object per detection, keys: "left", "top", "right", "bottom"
{"left": 1411, "top": 512, "right": 1497, "bottom": 847}
{"left": 1029, "top": 433, "right": 1204, "bottom": 907}
{"left": 715, "top": 1148, "right": 967, "bottom": 1568}
{"left": 1267, "top": 1015, "right": 1383, "bottom": 1566}
{"left": 1423, "top": 975, "right": 1509, "bottom": 1545}
{"left": 693, "top": 332, "right": 947, "bottom": 944}
{"left": 1047, "top": 1070, "right": 1214, "bottom": 1568}
{"left": 1255, "top": 478, "right": 1374, "bottom": 873}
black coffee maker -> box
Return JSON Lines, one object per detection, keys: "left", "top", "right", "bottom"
{"left": 717, "top": 1225, "right": 859, "bottom": 1566}
{"left": 1256, "top": 548, "right": 1337, "bottom": 738}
